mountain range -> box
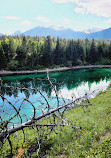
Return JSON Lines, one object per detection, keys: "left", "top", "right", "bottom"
{"left": 87, "top": 27, "right": 111, "bottom": 39}
{"left": 1, "top": 26, "right": 111, "bottom": 39}
{"left": 22, "top": 27, "right": 87, "bottom": 39}
{"left": 22, "top": 27, "right": 111, "bottom": 39}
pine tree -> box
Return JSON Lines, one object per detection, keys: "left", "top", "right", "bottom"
{"left": 109, "top": 42, "right": 111, "bottom": 58}
{"left": 44, "top": 36, "right": 53, "bottom": 66}
{"left": 54, "top": 38, "right": 60, "bottom": 65}
{"left": 0, "top": 45, "right": 6, "bottom": 69}
{"left": 89, "top": 39, "right": 97, "bottom": 63}
{"left": 8, "top": 37, "right": 15, "bottom": 61}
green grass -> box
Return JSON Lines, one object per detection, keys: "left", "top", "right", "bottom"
{"left": 0, "top": 88, "right": 111, "bottom": 158}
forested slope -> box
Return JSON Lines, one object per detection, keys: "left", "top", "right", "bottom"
{"left": 0, "top": 36, "right": 111, "bottom": 70}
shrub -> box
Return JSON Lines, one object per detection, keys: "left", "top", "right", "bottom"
{"left": 8, "top": 60, "right": 19, "bottom": 70}
{"left": 96, "top": 58, "right": 111, "bottom": 65}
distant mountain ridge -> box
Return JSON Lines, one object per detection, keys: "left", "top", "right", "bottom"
{"left": 84, "top": 28, "right": 102, "bottom": 34}
{"left": 21, "top": 26, "right": 111, "bottom": 39}
{"left": 12, "top": 31, "right": 22, "bottom": 36}
{"left": 87, "top": 27, "right": 111, "bottom": 39}
{"left": 4, "top": 26, "right": 111, "bottom": 39}
{"left": 22, "top": 27, "right": 87, "bottom": 39}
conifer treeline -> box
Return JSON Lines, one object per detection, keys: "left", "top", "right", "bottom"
{"left": 0, "top": 35, "right": 111, "bottom": 70}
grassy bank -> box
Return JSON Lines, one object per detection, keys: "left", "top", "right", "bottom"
{"left": 1, "top": 87, "right": 111, "bottom": 157}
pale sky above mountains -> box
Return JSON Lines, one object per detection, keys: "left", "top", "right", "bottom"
{"left": 0, "top": 0, "right": 111, "bottom": 34}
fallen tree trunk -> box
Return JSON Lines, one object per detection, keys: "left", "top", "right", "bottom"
{"left": 0, "top": 98, "right": 89, "bottom": 140}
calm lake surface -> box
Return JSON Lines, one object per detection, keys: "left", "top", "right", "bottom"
{"left": 0, "top": 68, "right": 111, "bottom": 126}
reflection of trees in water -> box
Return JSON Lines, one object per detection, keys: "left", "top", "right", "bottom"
{"left": 1, "top": 68, "right": 111, "bottom": 98}
{"left": 0, "top": 78, "right": 54, "bottom": 98}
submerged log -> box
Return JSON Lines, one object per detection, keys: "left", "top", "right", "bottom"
{"left": 1, "top": 65, "right": 111, "bottom": 77}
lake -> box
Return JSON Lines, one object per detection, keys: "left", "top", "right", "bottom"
{"left": 0, "top": 68, "right": 111, "bottom": 127}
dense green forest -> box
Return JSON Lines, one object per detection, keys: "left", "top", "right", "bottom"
{"left": 0, "top": 35, "right": 111, "bottom": 70}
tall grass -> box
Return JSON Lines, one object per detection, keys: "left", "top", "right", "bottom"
{"left": 0, "top": 88, "right": 111, "bottom": 157}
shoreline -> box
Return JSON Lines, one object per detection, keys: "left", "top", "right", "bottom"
{"left": 0, "top": 65, "right": 111, "bottom": 76}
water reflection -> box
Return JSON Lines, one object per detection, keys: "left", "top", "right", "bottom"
{"left": 1, "top": 68, "right": 111, "bottom": 98}
{"left": 52, "top": 79, "right": 111, "bottom": 99}
{"left": 0, "top": 68, "right": 111, "bottom": 126}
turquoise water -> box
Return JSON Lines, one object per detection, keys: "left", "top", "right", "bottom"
{"left": 0, "top": 68, "right": 111, "bottom": 127}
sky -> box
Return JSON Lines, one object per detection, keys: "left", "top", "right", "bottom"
{"left": 0, "top": 0, "right": 111, "bottom": 34}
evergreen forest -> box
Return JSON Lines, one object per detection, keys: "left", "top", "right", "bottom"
{"left": 0, "top": 35, "right": 111, "bottom": 70}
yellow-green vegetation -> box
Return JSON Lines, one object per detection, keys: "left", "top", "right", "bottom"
{"left": 1, "top": 87, "right": 111, "bottom": 158}
{"left": 1, "top": 36, "right": 111, "bottom": 71}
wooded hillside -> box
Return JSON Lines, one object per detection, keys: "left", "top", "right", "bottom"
{"left": 0, "top": 36, "right": 111, "bottom": 70}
